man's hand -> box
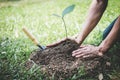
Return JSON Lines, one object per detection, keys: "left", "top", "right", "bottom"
{"left": 47, "top": 35, "right": 80, "bottom": 47}
{"left": 72, "top": 45, "right": 103, "bottom": 58}
{"left": 46, "top": 38, "right": 73, "bottom": 47}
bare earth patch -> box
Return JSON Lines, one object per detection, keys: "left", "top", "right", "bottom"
{"left": 25, "top": 39, "right": 120, "bottom": 80}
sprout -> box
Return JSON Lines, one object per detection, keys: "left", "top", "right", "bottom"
{"left": 53, "top": 4, "right": 75, "bottom": 38}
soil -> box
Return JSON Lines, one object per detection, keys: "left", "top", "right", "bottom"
{"left": 25, "top": 39, "right": 120, "bottom": 80}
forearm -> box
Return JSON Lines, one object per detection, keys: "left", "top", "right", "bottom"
{"left": 99, "top": 16, "right": 120, "bottom": 53}
{"left": 77, "top": 0, "right": 108, "bottom": 44}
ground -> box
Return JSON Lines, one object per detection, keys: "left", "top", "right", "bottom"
{"left": 0, "top": 0, "right": 120, "bottom": 80}
{"left": 25, "top": 39, "right": 120, "bottom": 80}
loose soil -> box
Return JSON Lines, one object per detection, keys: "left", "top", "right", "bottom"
{"left": 25, "top": 39, "right": 120, "bottom": 80}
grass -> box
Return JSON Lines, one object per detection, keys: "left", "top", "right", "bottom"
{"left": 0, "top": 0, "right": 120, "bottom": 80}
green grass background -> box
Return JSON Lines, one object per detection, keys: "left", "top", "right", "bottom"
{"left": 0, "top": 0, "right": 120, "bottom": 80}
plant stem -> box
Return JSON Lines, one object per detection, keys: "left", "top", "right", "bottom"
{"left": 62, "top": 17, "right": 68, "bottom": 38}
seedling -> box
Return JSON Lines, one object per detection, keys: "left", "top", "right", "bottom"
{"left": 53, "top": 4, "right": 75, "bottom": 38}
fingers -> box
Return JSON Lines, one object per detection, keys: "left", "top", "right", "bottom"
{"left": 72, "top": 49, "right": 82, "bottom": 57}
{"left": 72, "top": 45, "right": 103, "bottom": 58}
{"left": 46, "top": 41, "right": 64, "bottom": 47}
{"left": 72, "top": 47, "right": 89, "bottom": 58}
{"left": 72, "top": 49, "right": 90, "bottom": 58}
{"left": 46, "top": 37, "right": 78, "bottom": 47}
{"left": 46, "top": 38, "right": 70, "bottom": 47}
{"left": 46, "top": 43, "right": 59, "bottom": 47}
{"left": 72, "top": 51, "right": 90, "bottom": 58}
{"left": 76, "top": 53, "right": 86, "bottom": 58}
{"left": 72, "top": 47, "right": 83, "bottom": 56}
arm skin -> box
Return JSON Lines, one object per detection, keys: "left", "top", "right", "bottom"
{"left": 77, "top": 0, "right": 120, "bottom": 53}
{"left": 72, "top": 16, "right": 120, "bottom": 58}
{"left": 47, "top": 0, "right": 108, "bottom": 47}
{"left": 47, "top": 0, "right": 119, "bottom": 59}
{"left": 76, "top": 0, "right": 108, "bottom": 45}
{"left": 48, "top": 0, "right": 119, "bottom": 56}
{"left": 73, "top": 0, "right": 120, "bottom": 58}
{"left": 99, "top": 16, "right": 120, "bottom": 53}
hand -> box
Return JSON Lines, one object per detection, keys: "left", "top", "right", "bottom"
{"left": 47, "top": 34, "right": 83, "bottom": 48}
{"left": 72, "top": 45, "right": 103, "bottom": 58}
{"left": 46, "top": 38, "right": 74, "bottom": 47}
{"left": 47, "top": 35, "right": 80, "bottom": 47}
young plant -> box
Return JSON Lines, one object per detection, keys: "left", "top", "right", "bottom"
{"left": 53, "top": 4, "right": 75, "bottom": 38}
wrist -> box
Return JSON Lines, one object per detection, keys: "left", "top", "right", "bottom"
{"left": 75, "top": 34, "right": 84, "bottom": 45}
{"left": 98, "top": 46, "right": 105, "bottom": 53}
{"left": 75, "top": 37, "right": 83, "bottom": 45}
{"left": 98, "top": 43, "right": 109, "bottom": 54}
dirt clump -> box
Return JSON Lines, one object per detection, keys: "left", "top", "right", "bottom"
{"left": 25, "top": 39, "right": 113, "bottom": 80}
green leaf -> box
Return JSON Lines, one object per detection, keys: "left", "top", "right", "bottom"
{"left": 62, "top": 4, "right": 75, "bottom": 17}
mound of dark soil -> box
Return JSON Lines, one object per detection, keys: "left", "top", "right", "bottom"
{"left": 25, "top": 39, "right": 120, "bottom": 80}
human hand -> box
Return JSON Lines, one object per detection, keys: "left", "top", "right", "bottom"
{"left": 72, "top": 45, "right": 103, "bottom": 58}
{"left": 46, "top": 35, "right": 78, "bottom": 47}
{"left": 46, "top": 34, "right": 82, "bottom": 48}
{"left": 46, "top": 37, "right": 75, "bottom": 47}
